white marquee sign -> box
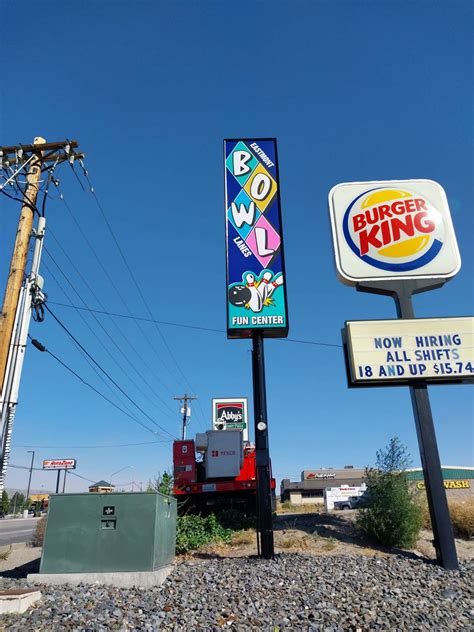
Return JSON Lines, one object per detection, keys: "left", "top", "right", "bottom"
{"left": 345, "top": 317, "right": 474, "bottom": 385}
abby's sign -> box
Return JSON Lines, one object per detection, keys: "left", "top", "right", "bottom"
{"left": 328, "top": 179, "right": 461, "bottom": 284}
{"left": 212, "top": 398, "right": 249, "bottom": 441}
{"left": 224, "top": 139, "right": 288, "bottom": 338}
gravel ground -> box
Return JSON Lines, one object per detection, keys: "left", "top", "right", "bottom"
{"left": 0, "top": 553, "right": 472, "bottom": 630}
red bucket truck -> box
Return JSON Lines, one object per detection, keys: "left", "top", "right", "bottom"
{"left": 173, "top": 429, "right": 275, "bottom": 514}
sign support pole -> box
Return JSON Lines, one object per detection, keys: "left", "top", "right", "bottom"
{"left": 358, "top": 280, "right": 459, "bottom": 571}
{"left": 55, "top": 470, "right": 61, "bottom": 494}
{"left": 252, "top": 333, "right": 274, "bottom": 559}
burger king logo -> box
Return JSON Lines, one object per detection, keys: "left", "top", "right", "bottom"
{"left": 343, "top": 188, "right": 443, "bottom": 272}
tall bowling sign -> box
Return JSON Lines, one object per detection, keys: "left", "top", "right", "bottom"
{"left": 224, "top": 139, "right": 288, "bottom": 339}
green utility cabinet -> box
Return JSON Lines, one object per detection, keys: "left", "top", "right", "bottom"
{"left": 40, "top": 492, "right": 176, "bottom": 574}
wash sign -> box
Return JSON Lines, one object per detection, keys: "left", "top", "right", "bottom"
{"left": 224, "top": 139, "right": 288, "bottom": 339}
{"left": 345, "top": 317, "right": 474, "bottom": 385}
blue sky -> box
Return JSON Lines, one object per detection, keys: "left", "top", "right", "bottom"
{"left": 1, "top": 0, "right": 472, "bottom": 493}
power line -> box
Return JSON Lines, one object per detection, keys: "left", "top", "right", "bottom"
{"left": 42, "top": 305, "right": 176, "bottom": 438}
{"left": 49, "top": 301, "right": 224, "bottom": 332}
{"left": 28, "top": 334, "right": 169, "bottom": 438}
{"left": 48, "top": 301, "right": 342, "bottom": 348}
{"left": 66, "top": 470, "right": 96, "bottom": 484}
{"left": 54, "top": 191, "right": 178, "bottom": 395}
{"left": 76, "top": 167, "right": 203, "bottom": 412}
{"left": 43, "top": 242, "right": 176, "bottom": 417}
{"left": 13, "top": 440, "right": 163, "bottom": 449}
{"left": 57, "top": 187, "right": 182, "bottom": 393}
{"left": 8, "top": 463, "right": 95, "bottom": 484}
{"left": 45, "top": 344, "right": 147, "bottom": 428}
{"left": 43, "top": 252, "right": 169, "bottom": 422}
{"left": 43, "top": 263, "right": 134, "bottom": 400}
{"left": 281, "top": 338, "right": 342, "bottom": 349}
{"left": 43, "top": 243, "right": 159, "bottom": 407}
{"left": 9, "top": 463, "right": 44, "bottom": 472}
{"left": 46, "top": 234, "right": 176, "bottom": 409}
{"left": 42, "top": 259, "right": 145, "bottom": 422}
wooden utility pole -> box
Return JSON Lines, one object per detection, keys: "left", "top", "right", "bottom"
{"left": 0, "top": 137, "right": 45, "bottom": 393}
{"left": 0, "top": 137, "right": 80, "bottom": 396}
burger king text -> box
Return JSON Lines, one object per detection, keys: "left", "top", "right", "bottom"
{"left": 352, "top": 196, "right": 434, "bottom": 256}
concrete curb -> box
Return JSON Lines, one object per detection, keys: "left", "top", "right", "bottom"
{"left": 0, "top": 589, "right": 41, "bottom": 614}
{"left": 27, "top": 564, "right": 174, "bottom": 588}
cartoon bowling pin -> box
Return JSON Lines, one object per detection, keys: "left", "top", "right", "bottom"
{"left": 259, "top": 271, "right": 273, "bottom": 302}
{"left": 245, "top": 273, "right": 263, "bottom": 312}
{"left": 267, "top": 274, "right": 284, "bottom": 298}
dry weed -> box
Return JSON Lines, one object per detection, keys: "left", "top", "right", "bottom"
{"left": 32, "top": 516, "right": 47, "bottom": 547}
{"left": 277, "top": 502, "right": 321, "bottom": 514}
{"left": 419, "top": 497, "right": 474, "bottom": 540}
{"left": 415, "top": 540, "right": 435, "bottom": 559}
{"left": 276, "top": 533, "right": 315, "bottom": 551}
{"left": 449, "top": 499, "right": 474, "bottom": 539}
{"left": 231, "top": 529, "right": 255, "bottom": 545}
{"left": 321, "top": 539, "right": 337, "bottom": 552}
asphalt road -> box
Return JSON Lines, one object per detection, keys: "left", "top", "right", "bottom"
{"left": 0, "top": 517, "right": 40, "bottom": 546}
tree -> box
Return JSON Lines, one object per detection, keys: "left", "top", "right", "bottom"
{"left": 147, "top": 471, "right": 173, "bottom": 496}
{"left": 357, "top": 437, "right": 423, "bottom": 548}
{"left": 375, "top": 437, "right": 411, "bottom": 473}
{"left": 9, "top": 491, "right": 26, "bottom": 515}
{"left": 1, "top": 490, "right": 9, "bottom": 515}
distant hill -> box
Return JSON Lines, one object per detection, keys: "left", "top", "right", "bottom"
{"left": 5, "top": 488, "right": 54, "bottom": 495}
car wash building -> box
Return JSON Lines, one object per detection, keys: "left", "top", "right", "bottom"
{"left": 280, "top": 466, "right": 366, "bottom": 505}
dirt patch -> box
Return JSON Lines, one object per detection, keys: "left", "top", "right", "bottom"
{"left": 0, "top": 546, "right": 41, "bottom": 579}
{"left": 182, "top": 510, "right": 474, "bottom": 562}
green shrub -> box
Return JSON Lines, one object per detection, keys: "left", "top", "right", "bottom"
{"left": 357, "top": 437, "right": 423, "bottom": 549}
{"left": 1, "top": 490, "right": 9, "bottom": 515}
{"left": 215, "top": 508, "right": 256, "bottom": 530}
{"left": 176, "top": 514, "right": 232, "bottom": 553}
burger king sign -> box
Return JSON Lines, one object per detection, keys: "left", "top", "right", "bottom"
{"left": 329, "top": 180, "right": 461, "bottom": 284}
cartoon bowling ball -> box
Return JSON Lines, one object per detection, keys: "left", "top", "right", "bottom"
{"left": 228, "top": 285, "right": 251, "bottom": 307}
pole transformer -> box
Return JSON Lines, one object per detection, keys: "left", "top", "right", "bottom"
{"left": 174, "top": 393, "right": 197, "bottom": 440}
